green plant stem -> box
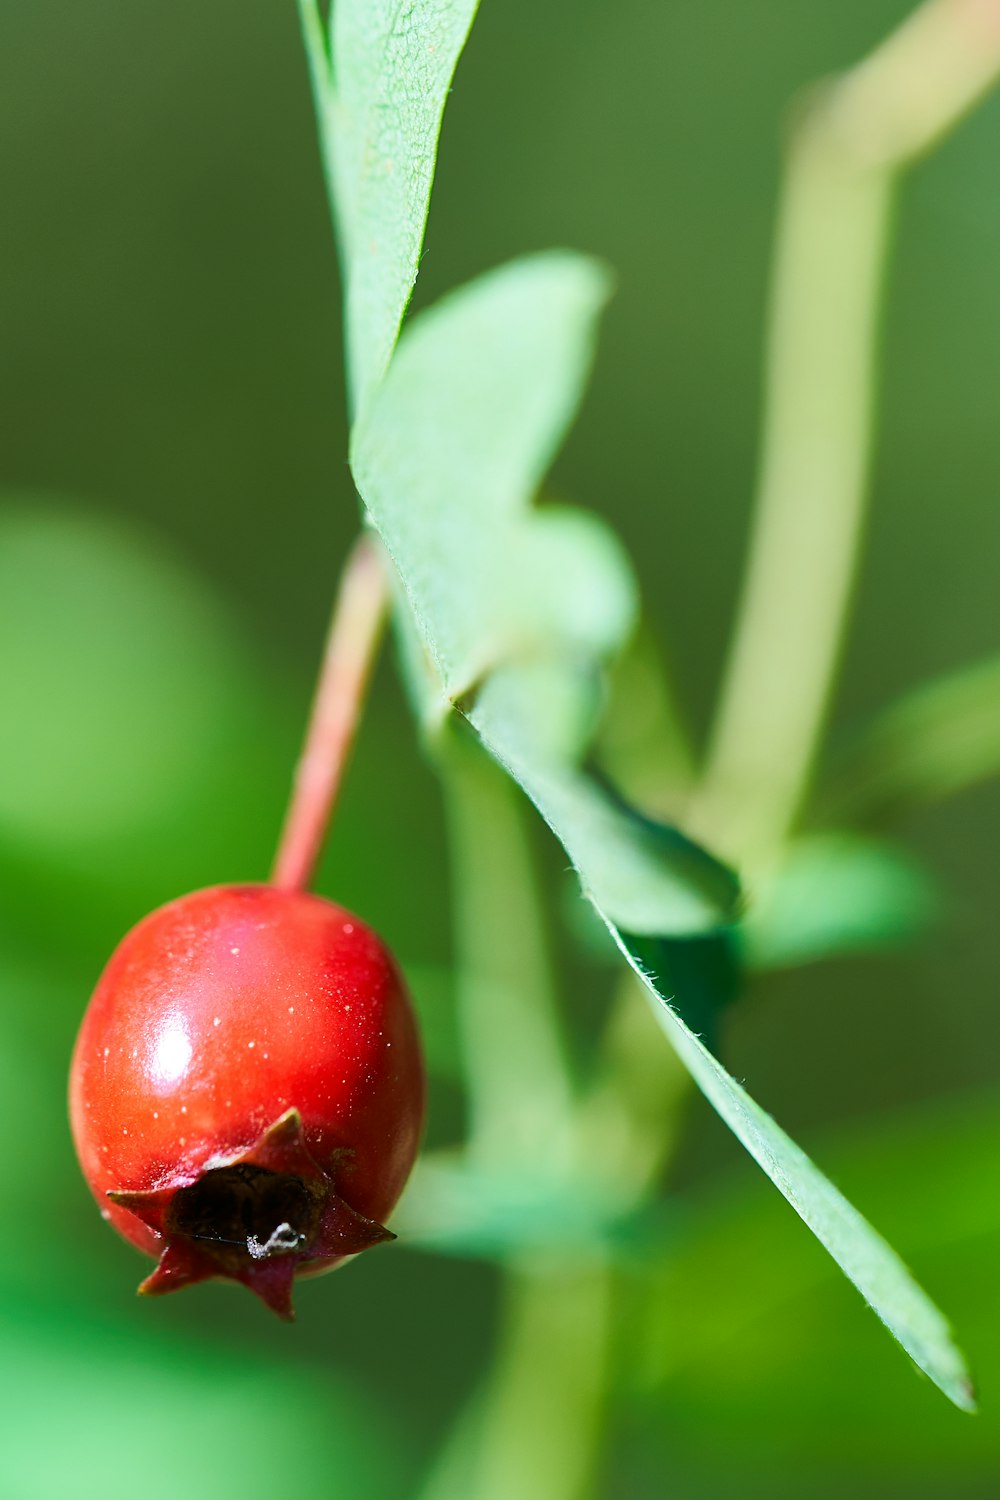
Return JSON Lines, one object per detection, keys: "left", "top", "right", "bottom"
{"left": 440, "top": 727, "right": 574, "bottom": 1167}
{"left": 432, "top": 754, "right": 692, "bottom": 1500}
{"left": 431, "top": 729, "right": 620, "bottom": 1500}
{"left": 696, "top": 0, "right": 1000, "bottom": 865}
{"left": 466, "top": 1260, "right": 614, "bottom": 1500}
{"left": 598, "top": 626, "right": 697, "bottom": 818}
{"left": 419, "top": 1259, "right": 614, "bottom": 1500}
{"left": 695, "top": 136, "right": 890, "bottom": 863}
{"left": 570, "top": 973, "right": 691, "bottom": 1216}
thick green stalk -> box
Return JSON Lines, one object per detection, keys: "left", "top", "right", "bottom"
{"left": 579, "top": 972, "right": 692, "bottom": 1201}
{"left": 419, "top": 1259, "right": 614, "bottom": 1500}
{"left": 597, "top": 626, "right": 697, "bottom": 817}
{"left": 440, "top": 727, "right": 574, "bottom": 1167}
{"left": 426, "top": 729, "right": 617, "bottom": 1500}
{"left": 696, "top": 139, "right": 890, "bottom": 862}
{"left": 696, "top": 0, "right": 1000, "bottom": 864}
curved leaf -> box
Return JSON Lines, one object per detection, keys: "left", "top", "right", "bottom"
{"left": 353, "top": 253, "right": 633, "bottom": 702}
{"left": 302, "top": 0, "right": 480, "bottom": 410}
{"left": 351, "top": 250, "right": 971, "bottom": 1409}
{"left": 743, "top": 833, "right": 936, "bottom": 970}
{"left": 821, "top": 653, "right": 1000, "bottom": 823}
{"left": 616, "top": 923, "right": 974, "bottom": 1411}
{"left": 637, "top": 1091, "right": 1000, "bottom": 1475}
{"left": 353, "top": 255, "right": 737, "bottom": 935}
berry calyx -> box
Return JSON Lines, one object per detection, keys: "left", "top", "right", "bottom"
{"left": 70, "top": 883, "right": 424, "bottom": 1320}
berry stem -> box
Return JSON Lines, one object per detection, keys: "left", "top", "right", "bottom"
{"left": 271, "top": 532, "right": 390, "bottom": 892}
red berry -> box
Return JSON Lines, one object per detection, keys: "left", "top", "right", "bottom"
{"left": 69, "top": 883, "right": 424, "bottom": 1320}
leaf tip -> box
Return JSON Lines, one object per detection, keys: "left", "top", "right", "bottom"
{"left": 952, "top": 1372, "right": 978, "bottom": 1414}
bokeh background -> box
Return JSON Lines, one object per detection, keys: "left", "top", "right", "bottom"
{"left": 1, "top": 2, "right": 998, "bottom": 1496}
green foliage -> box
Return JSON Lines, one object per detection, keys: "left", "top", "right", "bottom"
{"left": 352, "top": 255, "right": 738, "bottom": 934}
{"left": 822, "top": 653, "right": 1000, "bottom": 823}
{"left": 313, "top": 0, "right": 976, "bottom": 1412}
{"left": 471, "top": 663, "right": 740, "bottom": 934}
{"left": 3, "top": 5, "right": 995, "bottom": 1494}
{"left": 623, "top": 929, "right": 739, "bottom": 1053}
{"left": 618, "top": 941, "right": 974, "bottom": 1410}
{"left": 743, "top": 833, "right": 936, "bottom": 970}
{"left": 635, "top": 1090, "right": 1000, "bottom": 1481}
{"left": 300, "top": 0, "right": 480, "bottom": 411}
{"left": 353, "top": 256, "right": 630, "bottom": 708}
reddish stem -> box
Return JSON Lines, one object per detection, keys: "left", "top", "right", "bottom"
{"left": 271, "top": 533, "right": 390, "bottom": 891}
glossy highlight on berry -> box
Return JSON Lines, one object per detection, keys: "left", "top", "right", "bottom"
{"left": 69, "top": 884, "right": 425, "bottom": 1319}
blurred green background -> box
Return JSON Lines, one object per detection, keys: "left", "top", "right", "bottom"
{"left": 1, "top": 2, "right": 998, "bottom": 1496}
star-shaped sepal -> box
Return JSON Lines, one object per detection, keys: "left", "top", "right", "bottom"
{"left": 108, "top": 1108, "right": 394, "bottom": 1320}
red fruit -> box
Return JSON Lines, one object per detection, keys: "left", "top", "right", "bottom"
{"left": 69, "top": 883, "right": 424, "bottom": 1320}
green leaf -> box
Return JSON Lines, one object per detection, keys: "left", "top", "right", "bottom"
{"left": 623, "top": 928, "right": 740, "bottom": 1055}
{"left": 616, "top": 921, "right": 975, "bottom": 1412}
{"left": 303, "top": 0, "right": 480, "bottom": 411}
{"left": 471, "top": 663, "right": 739, "bottom": 933}
{"left": 820, "top": 653, "right": 1000, "bottom": 823}
{"left": 743, "top": 832, "right": 936, "bottom": 970}
{"left": 353, "top": 254, "right": 737, "bottom": 935}
{"left": 636, "top": 1090, "right": 1000, "bottom": 1477}
{"left": 353, "top": 253, "right": 971, "bottom": 1407}
{"left": 354, "top": 254, "right": 633, "bottom": 704}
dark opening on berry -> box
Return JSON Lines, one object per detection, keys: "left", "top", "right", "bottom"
{"left": 69, "top": 884, "right": 425, "bottom": 1320}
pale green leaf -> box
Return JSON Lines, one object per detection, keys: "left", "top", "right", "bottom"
{"left": 353, "top": 251, "right": 970, "bottom": 1407}
{"left": 353, "top": 254, "right": 738, "bottom": 934}
{"left": 743, "top": 832, "right": 936, "bottom": 970}
{"left": 471, "top": 663, "right": 739, "bottom": 933}
{"left": 821, "top": 652, "right": 1000, "bottom": 823}
{"left": 615, "top": 923, "right": 974, "bottom": 1411}
{"left": 354, "top": 252, "right": 634, "bottom": 704}
{"left": 302, "top": 0, "right": 480, "bottom": 410}
{"left": 638, "top": 1090, "right": 1000, "bottom": 1472}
